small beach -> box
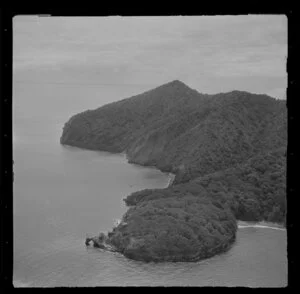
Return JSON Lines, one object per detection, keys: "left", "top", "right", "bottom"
{"left": 238, "top": 221, "right": 286, "bottom": 231}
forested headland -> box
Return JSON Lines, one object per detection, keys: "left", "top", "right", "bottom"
{"left": 61, "top": 80, "right": 287, "bottom": 262}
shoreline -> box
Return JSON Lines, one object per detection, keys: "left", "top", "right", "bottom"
{"left": 62, "top": 144, "right": 286, "bottom": 235}
{"left": 237, "top": 221, "right": 286, "bottom": 231}
{"left": 63, "top": 143, "right": 176, "bottom": 189}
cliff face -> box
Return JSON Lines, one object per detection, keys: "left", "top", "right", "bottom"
{"left": 61, "top": 80, "right": 287, "bottom": 262}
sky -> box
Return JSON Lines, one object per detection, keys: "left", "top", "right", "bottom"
{"left": 13, "top": 15, "right": 287, "bottom": 99}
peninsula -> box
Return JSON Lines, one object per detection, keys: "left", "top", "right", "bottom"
{"left": 61, "top": 80, "right": 286, "bottom": 262}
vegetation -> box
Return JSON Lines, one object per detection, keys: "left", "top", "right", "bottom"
{"left": 108, "top": 194, "right": 236, "bottom": 262}
{"left": 192, "top": 147, "right": 286, "bottom": 224}
{"left": 61, "top": 81, "right": 286, "bottom": 182}
{"left": 125, "top": 148, "right": 286, "bottom": 224}
{"left": 61, "top": 80, "right": 287, "bottom": 262}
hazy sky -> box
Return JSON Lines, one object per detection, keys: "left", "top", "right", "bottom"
{"left": 13, "top": 15, "right": 287, "bottom": 99}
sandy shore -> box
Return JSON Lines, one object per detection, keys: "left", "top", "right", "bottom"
{"left": 238, "top": 221, "right": 286, "bottom": 231}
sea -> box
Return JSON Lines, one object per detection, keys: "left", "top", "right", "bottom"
{"left": 13, "top": 68, "right": 287, "bottom": 287}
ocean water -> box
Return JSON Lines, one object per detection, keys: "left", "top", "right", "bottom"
{"left": 13, "top": 69, "right": 287, "bottom": 287}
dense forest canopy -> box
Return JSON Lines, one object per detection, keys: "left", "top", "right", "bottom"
{"left": 108, "top": 193, "right": 237, "bottom": 262}
{"left": 61, "top": 80, "right": 287, "bottom": 262}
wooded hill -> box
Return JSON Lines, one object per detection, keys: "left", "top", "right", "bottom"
{"left": 61, "top": 80, "right": 287, "bottom": 262}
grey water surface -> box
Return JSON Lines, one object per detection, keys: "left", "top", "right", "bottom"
{"left": 13, "top": 71, "right": 287, "bottom": 287}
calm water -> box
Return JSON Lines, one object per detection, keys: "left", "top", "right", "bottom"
{"left": 13, "top": 69, "right": 287, "bottom": 287}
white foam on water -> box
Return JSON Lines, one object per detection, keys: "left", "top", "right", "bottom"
{"left": 13, "top": 280, "right": 32, "bottom": 288}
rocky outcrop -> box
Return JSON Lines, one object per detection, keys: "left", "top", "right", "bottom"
{"left": 85, "top": 232, "right": 117, "bottom": 251}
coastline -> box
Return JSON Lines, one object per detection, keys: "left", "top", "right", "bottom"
{"left": 63, "top": 144, "right": 176, "bottom": 190}
{"left": 62, "top": 143, "right": 285, "bottom": 263}
{"left": 62, "top": 143, "right": 286, "bottom": 231}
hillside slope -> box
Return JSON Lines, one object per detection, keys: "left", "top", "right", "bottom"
{"left": 61, "top": 80, "right": 287, "bottom": 184}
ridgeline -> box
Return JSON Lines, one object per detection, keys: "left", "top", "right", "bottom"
{"left": 61, "top": 80, "right": 287, "bottom": 262}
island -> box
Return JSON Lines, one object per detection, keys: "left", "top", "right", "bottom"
{"left": 61, "top": 80, "right": 286, "bottom": 262}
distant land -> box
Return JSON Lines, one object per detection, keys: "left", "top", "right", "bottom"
{"left": 61, "top": 80, "right": 287, "bottom": 262}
